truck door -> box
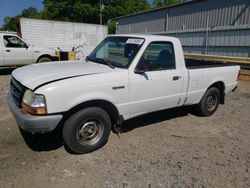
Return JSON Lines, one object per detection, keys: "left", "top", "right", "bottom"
{"left": 129, "top": 41, "right": 185, "bottom": 116}
{"left": 3, "top": 35, "right": 33, "bottom": 65}
{"left": 0, "top": 39, "right": 3, "bottom": 66}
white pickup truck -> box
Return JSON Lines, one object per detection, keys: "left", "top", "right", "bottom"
{"left": 0, "top": 33, "right": 57, "bottom": 66}
{"left": 7, "top": 35, "right": 240, "bottom": 154}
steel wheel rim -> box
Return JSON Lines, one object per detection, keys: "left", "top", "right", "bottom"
{"left": 206, "top": 95, "right": 217, "bottom": 112}
{"left": 76, "top": 120, "right": 104, "bottom": 145}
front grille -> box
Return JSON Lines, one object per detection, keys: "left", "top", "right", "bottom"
{"left": 10, "top": 78, "right": 25, "bottom": 107}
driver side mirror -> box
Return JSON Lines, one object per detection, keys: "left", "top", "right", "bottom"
{"left": 134, "top": 68, "right": 145, "bottom": 74}
{"left": 24, "top": 43, "right": 29, "bottom": 49}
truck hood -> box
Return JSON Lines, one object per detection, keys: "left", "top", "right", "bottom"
{"left": 12, "top": 61, "right": 118, "bottom": 90}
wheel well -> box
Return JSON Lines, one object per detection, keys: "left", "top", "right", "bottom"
{"left": 208, "top": 81, "right": 225, "bottom": 104}
{"left": 64, "top": 100, "right": 122, "bottom": 128}
{"left": 36, "top": 54, "right": 52, "bottom": 63}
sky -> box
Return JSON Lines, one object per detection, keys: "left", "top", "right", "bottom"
{"left": 0, "top": 0, "right": 154, "bottom": 27}
{"left": 0, "top": 0, "right": 43, "bottom": 26}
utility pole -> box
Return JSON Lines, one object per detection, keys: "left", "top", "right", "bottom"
{"left": 100, "top": 1, "right": 104, "bottom": 25}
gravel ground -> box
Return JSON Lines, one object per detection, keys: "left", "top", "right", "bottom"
{"left": 0, "top": 70, "right": 250, "bottom": 188}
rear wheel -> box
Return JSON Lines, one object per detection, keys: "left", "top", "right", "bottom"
{"left": 196, "top": 87, "right": 220, "bottom": 116}
{"left": 63, "top": 107, "right": 111, "bottom": 154}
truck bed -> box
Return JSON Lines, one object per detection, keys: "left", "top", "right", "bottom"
{"left": 185, "top": 59, "right": 236, "bottom": 69}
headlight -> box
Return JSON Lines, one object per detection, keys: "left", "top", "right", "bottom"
{"left": 21, "top": 90, "right": 47, "bottom": 115}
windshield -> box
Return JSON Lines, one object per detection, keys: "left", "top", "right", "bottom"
{"left": 87, "top": 36, "right": 144, "bottom": 68}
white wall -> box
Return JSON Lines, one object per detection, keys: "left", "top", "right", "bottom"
{"left": 19, "top": 18, "right": 108, "bottom": 56}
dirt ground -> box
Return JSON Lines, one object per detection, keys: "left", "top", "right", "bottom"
{"left": 0, "top": 69, "right": 250, "bottom": 188}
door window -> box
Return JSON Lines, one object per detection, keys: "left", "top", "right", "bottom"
{"left": 136, "top": 41, "right": 175, "bottom": 71}
{"left": 3, "top": 35, "right": 26, "bottom": 48}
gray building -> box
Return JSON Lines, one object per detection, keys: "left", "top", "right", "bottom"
{"left": 115, "top": 0, "right": 250, "bottom": 57}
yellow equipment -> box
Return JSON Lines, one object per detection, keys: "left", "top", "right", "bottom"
{"left": 55, "top": 51, "right": 77, "bottom": 61}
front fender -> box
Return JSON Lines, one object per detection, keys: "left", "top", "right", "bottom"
{"left": 32, "top": 47, "right": 56, "bottom": 60}
{"left": 69, "top": 92, "right": 118, "bottom": 112}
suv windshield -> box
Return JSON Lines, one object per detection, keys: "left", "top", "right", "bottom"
{"left": 87, "top": 36, "right": 144, "bottom": 68}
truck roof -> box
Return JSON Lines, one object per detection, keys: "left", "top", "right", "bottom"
{"left": 109, "top": 34, "right": 178, "bottom": 41}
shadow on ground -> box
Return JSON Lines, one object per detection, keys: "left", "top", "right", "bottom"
{"left": 122, "top": 106, "right": 195, "bottom": 132}
{"left": 0, "top": 68, "right": 16, "bottom": 75}
{"left": 19, "top": 128, "right": 64, "bottom": 152}
{"left": 19, "top": 106, "right": 196, "bottom": 153}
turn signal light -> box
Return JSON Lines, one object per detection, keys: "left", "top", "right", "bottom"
{"left": 21, "top": 102, "right": 47, "bottom": 115}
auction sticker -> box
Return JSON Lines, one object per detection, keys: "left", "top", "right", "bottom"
{"left": 126, "top": 38, "right": 144, "bottom": 45}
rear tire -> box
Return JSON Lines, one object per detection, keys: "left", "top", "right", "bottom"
{"left": 196, "top": 87, "right": 220, "bottom": 117}
{"left": 63, "top": 107, "right": 111, "bottom": 154}
{"left": 37, "top": 57, "right": 51, "bottom": 63}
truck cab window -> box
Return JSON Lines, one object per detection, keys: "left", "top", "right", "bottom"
{"left": 3, "top": 35, "right": 26, "bottom": 48}
{"left": 137, "top": 41, "right": 175, "bottom": 71}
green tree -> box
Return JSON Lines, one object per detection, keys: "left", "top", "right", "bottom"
{"left": 1, "top": 0, "right": 151, "bottom": 33}
{"left": 41, "top": 0, "right": 150, "bottom": 33}
{"left": 153, "top": 0, "right": 180, "bottom": 7}
{"left": 108, "top": 20, "right": 116, "bottom": 34}
{"left": 22, "top": 7, "right": 39, "bottom": 18}
{"left": 41, "top": 0, "right": 100, "bottom": 22}
{"left": 74, "top": 2, "right": 99, "bottom": 23}
{"left": 41, "top": 0, "right": 150, "bottom": 24}
{"left": 2, "top": 7, "right": 39, "bottom": 31}
{"left": 2, "top": 16, "right": 18, "bottom": 31}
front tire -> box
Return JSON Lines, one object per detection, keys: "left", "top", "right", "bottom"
{"left": 37, "top": 57, "right": 52, "bottom": 63}
{"left": 196, "top": 87, "right": 220, "bottom": 117}
{"left": 63, "top": 107, "right": 111, "bottom": 154}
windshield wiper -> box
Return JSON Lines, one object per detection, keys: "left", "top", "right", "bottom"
{"left": 88, "top": 57, "right": 115, "bottom": 69}
{"left": 86, "top": 56, "right": 115, "bottom": 69}
{"left": 96, "top": 58, "right": 116, "bottom": 69}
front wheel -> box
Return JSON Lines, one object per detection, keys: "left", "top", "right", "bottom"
{"left": 63, "top": 107, "right": 111, "bottom": 154}
{"left": 37, "top": 57, "right": 52, "bottom": 63}
{"left": 196, "top": 87, "right": 221, "bottom": 117}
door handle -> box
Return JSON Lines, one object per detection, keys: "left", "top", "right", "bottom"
{"left": 112, "top": 86, "right": 125, "bottom": 90}
{"left": 5, "top": 50, "right": 11, "bottom": 52}
{"left": 173, "top": 76, "right": 181, "bottom": 81}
